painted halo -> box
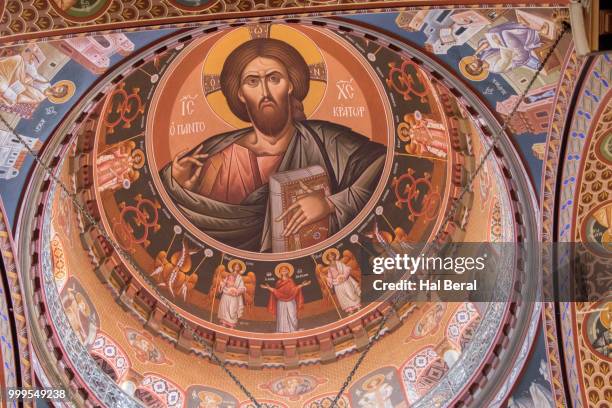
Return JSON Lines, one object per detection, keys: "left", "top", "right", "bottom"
{"left": 201, "top": 24, "right": 327, "bottom": 128}
{"left": 322, "top": 248, "right": 340, "bottom": 265}
{"left": 227, "top": 259, "right": 247, "bottom": 274}
{"left": 362, "top": 374, "right": 386, "bottom": 391}
{"left": 459, "top": 56, "right": 489, "bottom": 82}
{"left": 274, "top": 262, "right": 295, "bottom": 278}
{"left": 131, "top": 149, "right": 146, "bottom": 169}
{"left": 48, "top": 80, "right": 76, "bottom": 104}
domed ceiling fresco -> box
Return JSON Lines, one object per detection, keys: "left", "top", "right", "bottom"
{"left": 0, "top": 2, "right": 610, "bottom": 408}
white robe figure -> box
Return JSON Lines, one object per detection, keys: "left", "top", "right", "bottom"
{"left": 327, "top": 260, "right": 361, "bottom": 313}
{"left": 217, "top": 273, "right": 246, "bottom": 328}
{"left": 275, "top": 298, "right": 299, "bottom": 333}
{"left": 96, "top": 149, "right": 134, "bottom": 192}
{"left": 477, "top": 22, "right": 542, "bottom": 73}
{"left": 0, "top": 54, "right": 50, "bottom": 106}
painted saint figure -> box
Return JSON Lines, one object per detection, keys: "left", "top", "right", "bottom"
{"left": 96, "top": 141, "right": 145, "bottom": 192}
{"left": 194, "top": 390, "right": 224, "bottom": 408}
{"left": 217, "top": 259, "right": 247, "bottom": 328}
{"left": 152, "top": 238, "right": 199, "bottom": 299}
{"left": 321, "top": 248, "right": 361, "bottom": 314}
{"left": 62, "top": 285, "right": 98, "bottom": 347}
{"left": 401, "top": 110, "right": 448, "bottom": 159}
{"left": 160, "top": 37, "right": 386, "bottom": 252}
{"left": 0, "top": 47, "right": 74, "bottom": 118}
{"left": 591, "top": 204, "right": 612, "bottom": 252}
{"left": 459, "top": 22, "right": 547, "bottom": 81}
{"left": 357, "top": 375, "right": 394, "bottom": 408}
{"left": 211, "top": 259, "right": 256, "bottom": 328}
{"left": 260, "top": 263, "right": 310, "bottom": 333}
{"left": 586, "top": 303, "right": 611, "bottom": 358}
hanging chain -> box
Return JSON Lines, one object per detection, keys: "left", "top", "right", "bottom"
{"left": 328, "top": 20, "right": 570, "bottom": 407}
{"left": 0, "top": 128, "right": 262, "bottom": 405}
{"left": 0, "top": 21, "right": 569, "bottom": 408}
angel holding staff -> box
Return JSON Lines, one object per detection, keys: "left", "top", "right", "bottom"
{"left": 317, "top": 248, "right": 362, "bottom": 314}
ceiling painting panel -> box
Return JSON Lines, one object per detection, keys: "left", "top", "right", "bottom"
{"left": 0, "top": 3, "right": 591, "bottom": 408}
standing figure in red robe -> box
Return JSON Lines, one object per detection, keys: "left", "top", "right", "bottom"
{"left": 260, "top": 263, "right": 311, "bottom": 333}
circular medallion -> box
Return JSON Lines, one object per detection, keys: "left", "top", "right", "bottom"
{"left": 89, "top": 22, "right": 470, "bottom": 336}
{"left": 144, "top": 23, "right": 404, "bottom": 259}
{"left": 582, "top": 301, "right": 612, "bottom": 359}
{"left": 595, "top": 132, "right": 612, "bottom": 165}
{"left": 167, "top": 0, "right": 218, "bottom": 12}
{"left": 49, "top": 0, "right": 112, "bottom": 22}
{"left": 582, "top": 201, "right": 612, "bottom": 257}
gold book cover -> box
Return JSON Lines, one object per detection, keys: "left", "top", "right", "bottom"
{"left": 270, "top": 165, "right": 331, "bottom": 252}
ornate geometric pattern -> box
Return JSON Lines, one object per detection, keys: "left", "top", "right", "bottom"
{"left": 50, "top": 234, "right": 68, "bottom": 291}
{"left": 539, "top": 45, "right": 582, "bottom": 408}
{"left": 40, "top": 184, "right": 140, "bottom": 407}
{"left": 566, "top": 59, "right": 612, "bottom": 407}
{"left": 0, "top": 0, "right": 486, "bottom": 43}
{"left": 489, "top": 199, "right": 503, "bottom": 243}
{"left": 573, "top": 302, "right": 612, "bottom": 407}
{"left": 0, "top": 200, "right": 32, "bottom": 389}
{"left": 558, "top": 54, "right": 612, "bottom": 243}
{"left": 550, "top": 52, "right": 612, "bottom": 408}
{"left": 89, "top": 332, "right": 130, "bottom": 381}
{"left": 446, "top": 302, "right": 481, "bottom": 349}
{"left": 402, "top": 347, "right": 449, "bottom": 403}
{"left": 3, "top": 10, "right": 552, "bottom": 408}
{"left": 138, "top": 374, "right": 184, "bottom": 408}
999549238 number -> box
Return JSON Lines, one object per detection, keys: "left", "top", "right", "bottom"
{"left": 6, "top": 388, "right": 68, "bottom": 401}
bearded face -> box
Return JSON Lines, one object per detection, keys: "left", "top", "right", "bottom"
{"left": 238, "top": 56, "right": 293, "bottom": 136}
{"left": 45, "top": 84, "right": 68, "bottom": 98}
{"left": 465, "top": 58, "right": 484, "bottom": 76}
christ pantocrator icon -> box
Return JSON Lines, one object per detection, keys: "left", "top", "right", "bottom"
{"left": 160, "top": 37, "right": 386, "bottom": 252}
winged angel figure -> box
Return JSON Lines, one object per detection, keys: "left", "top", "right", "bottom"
{"left": 151, "top": 238, "right": 199, "bottom": 301}
{"left": 316, "top": 248, "right": 362, "bottom": 315}
{"left": 211, "top": 259, "right": 256, "bottom": 328}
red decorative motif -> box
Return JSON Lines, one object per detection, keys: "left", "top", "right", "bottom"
{"left": 104, "top": 82, "right": 144, "bottom": 133}
{"left": 392, "top": 168, "right": 441, "bottom": 221}
{"left": 386, "top": 59, "right": 429, "bottom": 102}
{"left": 113, "top": 194, "right": 161, "bottom": 251}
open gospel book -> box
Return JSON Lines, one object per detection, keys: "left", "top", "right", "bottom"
{"left": 270, "top": 165, "right": 331, "bottom": 252}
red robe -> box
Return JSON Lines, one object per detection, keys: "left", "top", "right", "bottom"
{"left": 195, "top": 143, "right": 282, "bottom": 204}
{"left": 267, "top": 278, "right": 304, "bottom": 316}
